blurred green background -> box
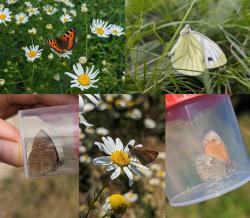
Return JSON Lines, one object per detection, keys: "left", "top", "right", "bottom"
{"left": 166, "top": 95, "right": 250, "bottom": 218}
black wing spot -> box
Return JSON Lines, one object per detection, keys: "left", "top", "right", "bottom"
{"left": 208, "top": 57, "right": 213, "bottom": 61}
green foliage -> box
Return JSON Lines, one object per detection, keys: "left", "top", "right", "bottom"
{"left": 126, "top": 0, "right": 250, "bottom": 93}
{"left": 0, "top": 0, "right": 125, "bottom": 93}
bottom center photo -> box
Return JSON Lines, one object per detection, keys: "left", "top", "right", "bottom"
{"left": 79, "top": 95, "right": 165, "bottom": 218}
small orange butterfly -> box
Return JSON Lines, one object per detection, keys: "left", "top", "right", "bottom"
{"left": 47, "top": 28, "right": 77, "bottom": 53}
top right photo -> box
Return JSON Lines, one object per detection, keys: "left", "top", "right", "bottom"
{"left": 125, "top": 0, "right": 250, "bottom": 94}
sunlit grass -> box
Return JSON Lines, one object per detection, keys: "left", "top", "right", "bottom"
{"left": 126, "top": 0, "right": 250, "bottom": 94}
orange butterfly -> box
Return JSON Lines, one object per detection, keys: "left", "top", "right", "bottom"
{"left": 47, "top": 28, "right": 77, "bottom": 53}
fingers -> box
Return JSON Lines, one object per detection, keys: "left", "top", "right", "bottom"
{"left": 9, "top": 94, "right": 78, "bottom": 106}
{"left": 0, "top": 139, "right": 22, "bottom": 167}
{"left": 0, "top": 119, "right": 20, "bottom": 142}
{"left": 1, "top": 94, "right": 78, "bottom": 119}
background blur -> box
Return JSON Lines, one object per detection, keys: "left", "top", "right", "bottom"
{"left": 80, "top": 94, "right": 165, "bottom": 217}
{"left": 0, "top": 110, "right": 78, "bottom": 218}
{"left": 166, "top": 95, "right": 250, "bottom": 218}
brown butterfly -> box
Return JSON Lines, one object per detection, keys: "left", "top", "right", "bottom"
{"left": 203, "top": 130, "right": 230, "bottom": 162}
{"left": 28, "top": 130, "right": 63, "bottom": 175}
{"left": 128, "top": 145, "right": 159, "bottom": 165}
{"left": 47, "top": 28, "right": 77, "bottom": 53}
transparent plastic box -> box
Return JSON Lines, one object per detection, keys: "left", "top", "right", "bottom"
{"left": 19, "top": 104, "right": 79, "bottom": 178}
{"left": 165, "top": 94, "right": 250, "bottom": 206}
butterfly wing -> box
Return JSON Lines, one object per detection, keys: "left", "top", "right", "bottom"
{"left": 47, "top": 28, "right": 76, "bottom": 53}
{"left": 132, "top": 147, "right": 159, "bottom": 165}
{"left": 170, "top": 33, "right": 206, "bottom": 76}
{"left": 57, "top": 27, "right": 76, "bottom": 50}
{"left": 47, "top": 39, "right": 65, "bottom": 53}
{"left": 28, "top": 130, "right": 60, "bottom": 175}
{"left": 191, "top": 31, "right": 227, "bottom": 69}
{"left": 203, "top": 130, "right": 229, "bottom": 162}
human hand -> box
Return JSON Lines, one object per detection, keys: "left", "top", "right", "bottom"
{"left": 0, "top": 94, "right": 78, "bottom": 167}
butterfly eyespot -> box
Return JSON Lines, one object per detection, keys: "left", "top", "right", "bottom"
{"left": 208, "top": 57, "right": 213, "bottom": 61}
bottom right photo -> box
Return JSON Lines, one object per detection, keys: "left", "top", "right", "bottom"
{"left": 165, "top": 94, "right": 250, "bottom": 218}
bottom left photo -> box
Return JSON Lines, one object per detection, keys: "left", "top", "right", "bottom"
{"left": 0, "top": 94, "right": 79, "bottom": 218}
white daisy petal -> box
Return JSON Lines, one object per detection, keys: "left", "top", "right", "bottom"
{"left": 106, "top": 164, "right": 117, "bottom": 171}
{"left": 93, "top": 156, "right": 112, "bottom": 165}
{"left": 115, "top": 138, "right": 124, "bottom": 151}
{"left": 111, "top": 167, "right": 121, "bottom": 180}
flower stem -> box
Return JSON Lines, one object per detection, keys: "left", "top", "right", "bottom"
{"left": 82, "top": 176, "right": 110, "bottom": 218}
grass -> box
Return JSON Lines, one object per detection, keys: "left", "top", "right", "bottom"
{"left": 0, "top": 0, "right": 124, "bottom": 93}
{"left": 0, "top": 170, "right": 78, "bottom": 218}
{"left": 125, "top": 0, "right": 250, "bottom": 94}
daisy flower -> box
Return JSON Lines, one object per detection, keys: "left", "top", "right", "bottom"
{"left": 79, "top": 114, "right": 93, "bottom": 128}
{"left": 108, "top": 24, "right": 124, "bottom": 36}
{"left": 6, "top": 0, "right": 19, "bottom": 4}
{"left": 81, "top": 3, "right": 88, "bottom": 13}
{"left": 79, "top": 94, "right": 101, "bottom": 128}
{"left": 79, "top": 94, "right": 101, "bottom": 111}
{"left": 26, "top": 7, "right": 39, "bottom": 16}
{"left": 43, "top": 5, "right": 58, "bottom": 15}
{"left": 124, "top": 191, "right": 138, "bottom": 203}
{"left": 28, "top": 27, "right": 37, "bottom": 34}
{"left": 55, "top": 0, "right": 74, "bottom": 7}
{"left": 50, "top": 48, "right": 72, "bottom": 59}
{"left": 103, "top": 194, "right": 128, "bottom": 215}
{"left": 60, "top": 14, "right": 72, "bottom": 24}
{"left": 24, "top": 45, "right": 43, "bottom": 62}
{"left": 93, "top": 137, "right": 149, "bottom": 186}
{"left": 0, "top": 8, "right": 11, "bottom": 26}
{"left": 65, "top": 63, "right": 99, "bottom": 91}
{"left": 15, "top": 13, "right": 29, "bottom": 25}
{"left": 90, "top": 19, "right": 110, "bottom": 37}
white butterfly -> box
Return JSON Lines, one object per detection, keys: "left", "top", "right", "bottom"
{"left": 169, "top": 24, "right": 227, "bottom": 76}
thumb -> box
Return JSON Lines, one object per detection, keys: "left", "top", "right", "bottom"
{"left": 0, "top": 139, "right": 23, "bottom": 167}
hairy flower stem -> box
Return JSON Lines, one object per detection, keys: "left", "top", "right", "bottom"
{"left": 82, "top": 176, "right": 111, "bottom": 218}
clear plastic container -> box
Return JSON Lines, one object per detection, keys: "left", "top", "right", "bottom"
{"left": 165, "top": 95, "right": 250, "bottom": 206}
{"left": 19, "top": 105, "right": 79, "bottom": 178}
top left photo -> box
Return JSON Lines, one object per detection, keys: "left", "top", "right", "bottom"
{"left": 0, "top": 0, "right": 125, "bottom": 94}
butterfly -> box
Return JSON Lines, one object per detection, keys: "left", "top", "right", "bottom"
{"left": 28, "top": 129, "right": 63, "bottom": 175}
{"left": 47, "top": 28, "right": 77, "bottom": 53}
{"left": 128, "top": 144, "right": 159, "bottom": 165}
{"left": 169, "top": 24, "right": 227, "bottom": 76}
{"left": 195, "top": 130, "right": 234, "bottom": 182}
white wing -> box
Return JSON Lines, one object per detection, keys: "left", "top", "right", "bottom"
{"left": 169, "top": 34, "right": 206, "bottom": 76}
{"left": 191, "top": 30, "right": 227, "bottom": 69}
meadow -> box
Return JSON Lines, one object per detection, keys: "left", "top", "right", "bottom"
{"left": 0, "top": 0, "right": 124, "bottom": 93}
{"left": 126, "top": 0, "right": 250, "bottom": 94}
{"left": 79, "top": 95, "right": 165, "bottom": 218}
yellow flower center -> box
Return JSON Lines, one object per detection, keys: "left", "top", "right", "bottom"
{"left": 109, "top": 194, "right": 128, "bottom": 214}
{"left": 28, "top": 50, "right": 37, "bottom": 58}
{"left": 63, "top": 18, "right": 68, "bottom": 22}
{"left": 19, "top": 16, "right": 24, "bottom": 21}
{"left": 96, "top": 27, "right": 105, "bottom": 35}
{"left": 111, "top": 151, "right": 130, "bottom": 167}
{"left": 112, "top": 29, "right": 119, "bottom": 35}
{"left": 0, "top": 13, "right": 7, "bottom": 20}
{"left": 78, "top": 74, "right": 90, "bottom": 86}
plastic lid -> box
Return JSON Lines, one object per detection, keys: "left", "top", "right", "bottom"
{"left": 165, "top": 94, "right": 206, "bottom": 110}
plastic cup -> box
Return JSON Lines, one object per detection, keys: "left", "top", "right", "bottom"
{"left": 165, "top": 94, "right": 250, "bottom": 206}
{"left": 18, "top": 104, "right": 79, "bottom": 178}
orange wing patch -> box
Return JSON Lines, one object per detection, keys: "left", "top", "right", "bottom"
{"left": 47, "top": 28, "right": 76, "bottom": 53}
